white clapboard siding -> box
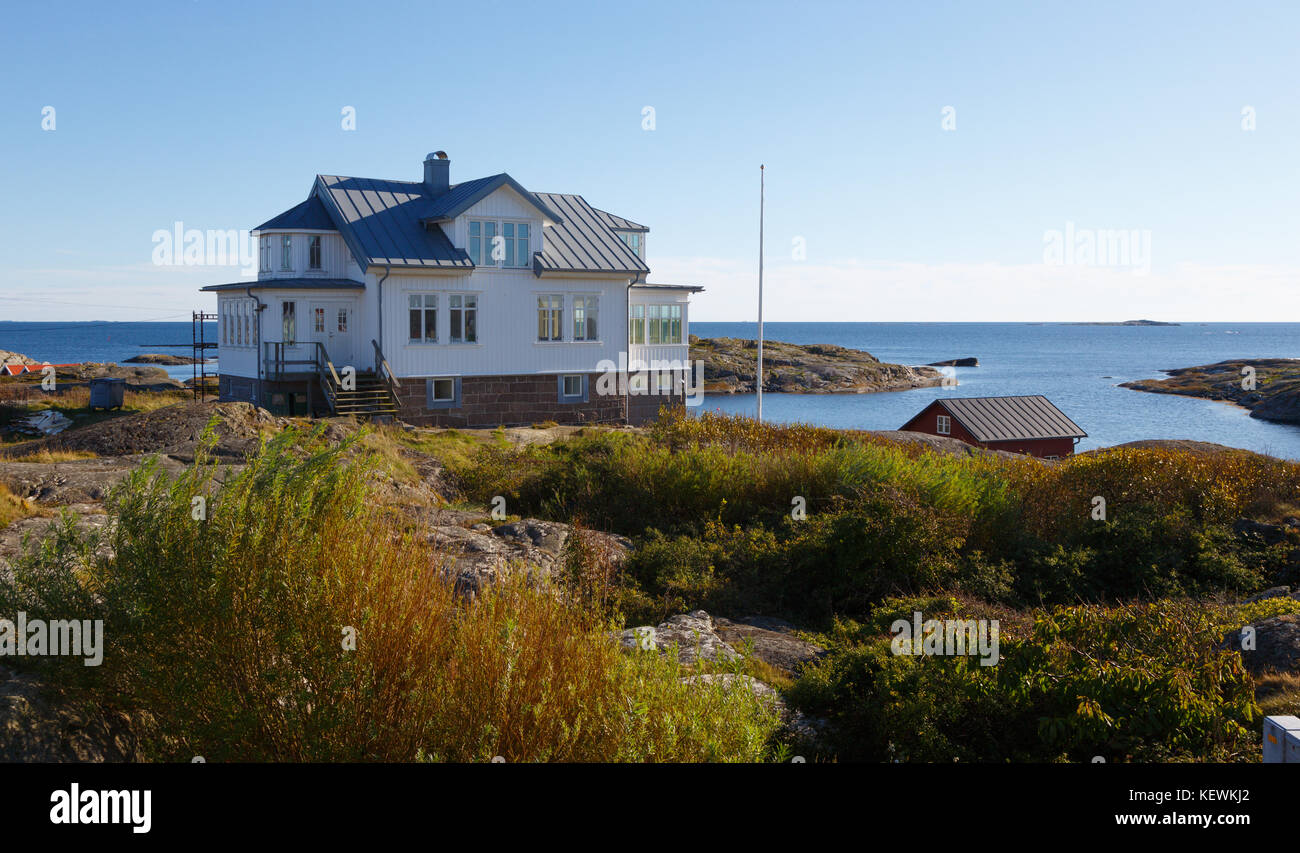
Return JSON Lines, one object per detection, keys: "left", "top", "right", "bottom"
{"left": 380, "top": 269, "right": 630, "bottom": 378}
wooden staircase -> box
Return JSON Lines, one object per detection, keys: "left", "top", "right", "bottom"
{"left": 263, "top": 339, "right": 404, "bottom": 421}
{"left": 326, "top": 371, "right": 400, "bottom": 417}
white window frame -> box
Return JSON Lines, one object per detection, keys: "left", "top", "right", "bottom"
{"left": 280, "top": 235, "right": 293, "bottom": 271}
{"left": 281, "top": 301, "right": 296, "bottom": 345}
{"left": 572, "top": 295, "right": 599, "bottom": 342}
{"left": 409, "top": 294, "right": 438, "bottom": 343}
{"left": 308, "top": 235, "right": 322, "bottom": 270}
{"left": 468, "top": 219, "right": 532, "bottom": 268}
{"left": 646, "top": 303, "right": 683, "bottom": 345}
{"left": 936, "top": 414, "right": 951, "bottom": 435}
{"left": 628, "top": 304, "right": 645, "bottom": 345}
{"left": 449, "top": 293, "right": 478, "bottom": 344}
{"left": 537, "top": 294, "right": 564, "bottom": 342}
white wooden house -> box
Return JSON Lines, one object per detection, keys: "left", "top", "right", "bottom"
{"left": 201, "top": 151, "right": 701, "bottom": 426}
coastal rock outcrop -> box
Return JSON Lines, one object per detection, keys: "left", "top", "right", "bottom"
{"left": 0, "top": 664, "right": 150, "bottom": 762}
{"left": 428, "top": 517, "right": 632, "bottom": 597}
{"left": 1121, "top": 358, "right": 1300, "bottom": 424}
{"left": 691, "top": 336, "right": 944, "bottom": 394}
{"left": 1228, "top": 613, "right": 1300, "bottom": 678}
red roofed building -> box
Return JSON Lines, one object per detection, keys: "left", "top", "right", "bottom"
{"left": 899, "top": 395, "right": 1087, "bottom": 459}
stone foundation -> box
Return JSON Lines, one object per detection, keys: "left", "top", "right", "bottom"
{"left": 396, "top": 372, "right": 627, "bottom": 428}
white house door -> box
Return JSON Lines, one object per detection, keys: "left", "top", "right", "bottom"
{"left": 312, "top": 302, "right": 355, "bottom": 368}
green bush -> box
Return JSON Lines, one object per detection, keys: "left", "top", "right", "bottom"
{"left": 789, "top": 598, "right": 1261, "bottom": 762}
{"left": 0, "top": 426, "right": 781, "bottom": 762}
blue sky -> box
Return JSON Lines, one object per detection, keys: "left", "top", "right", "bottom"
{"left": 2, "top": 0, "right": 1297, "bottom": 322}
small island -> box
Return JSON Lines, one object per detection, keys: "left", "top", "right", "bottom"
{"left": 124, "top": 353, "right": 210, "bottom": 365}
{"left": 1121, "top": 358, "right": 1300, "bottom": 423}
{"left": 1067, "top": 319, "right": 1180, "bottom": 326}
{"left": 690, "top": 336, "right": 945, "bottom": 394}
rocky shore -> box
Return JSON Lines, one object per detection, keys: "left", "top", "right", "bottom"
{"left": 1121, "top": 358, "right": 1300, "bottom": 424}
{"left": 690, "top": 336, "right": 945, "bottom": 394}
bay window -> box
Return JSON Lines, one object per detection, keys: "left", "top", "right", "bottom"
{"left": 628, "top": 304, "right": 645, "bottom": 344}
{"left": 280, "top": 235, "right": 292, "bottom": 270}
{"left": 646, "top": 304, "right": 683, "bottom": 344}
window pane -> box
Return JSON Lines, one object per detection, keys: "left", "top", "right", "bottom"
{"left": 409, "top": 309, "right": 421, "bottom": 341}
{"left": 469, "top": 236, "right": 480, "bottom": 265}
{"left": 465, "top": 308, "right": 476, "bottom": 343}
{"left": 424, "top": 309, "right": 437, "bottom": 341}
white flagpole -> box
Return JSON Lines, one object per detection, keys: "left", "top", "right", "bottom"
{"left": 757, "top": 164, "right": 765, "bottom": 422}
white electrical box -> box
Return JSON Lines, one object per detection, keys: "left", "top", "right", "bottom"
{"left": 1263, "top": 715, "right": 1300, "bottom": 763}
{"left": 1287, "top": 729, "right": 1300, "bottom": 764}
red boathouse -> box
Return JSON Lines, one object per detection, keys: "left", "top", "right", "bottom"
{"left": 899, "top": 395, "right": 1087, "bottom": 459}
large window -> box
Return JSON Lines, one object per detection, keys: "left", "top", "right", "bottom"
{"left": 537, "top": 294, "right": 563, "bottom": 341}
{"left": 469, "top": 220, "right": 529, "bottom": 267}
{"left": 409, "top": 294, "right": 437, "bottom": 343}
{"left": 628, "top": 304, "right": 645, "bottom": 344}
{"left": 280, "top": 235, "right": 292, "bottom": 270}
{"left": 308, "top": 235, "right": 322, "bottom": 270}
{"left": 572, "top": 295, "right": 599, "bottom": 341}
{"left": 281, "top": 301, "right": 296, "bottom": 344}
{"left": 647, "top": 304, "right": 683, "bottom": 344}
{"left": 450, "top": 294, "right": 477, "bottom": 343}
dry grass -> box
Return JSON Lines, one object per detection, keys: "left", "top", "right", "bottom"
{"left": 2, "top": 448, "right": 98, "bottom": 463}
{"left": 0, "top": 482, "right": 37, "bottom": 529}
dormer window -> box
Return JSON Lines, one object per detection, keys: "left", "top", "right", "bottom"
{"left": 469, "top": 219, "right": 530, "bottom": 268}
{"left": 280, "top": 235, "right": 292, "bottom": 270}
{"left": 618, "top": 231, "right": 644, "bottom": 258}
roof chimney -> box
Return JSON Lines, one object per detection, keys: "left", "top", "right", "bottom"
{"left": 424, "top": 151, "right": 449, "bottom": 194}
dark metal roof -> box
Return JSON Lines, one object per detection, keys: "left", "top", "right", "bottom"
{"left": 532, "top": 192, "right": 651, "bottom": 275}
{"left": 633, "top": 282, "right": 705, "bottom": 293}
{"left": 421, "top": 173, "right": 563, "bottom": 224}
{"left": 255, "top": 195, "right": 336, "bottom": 231}
{"left": 316, "top": 175, "right": 472, "bottom": 270}
{"left": 593, "top": 207, "right": 648, "bottom": 232}
{"left": 200, "top": 278, "right": 365, "bottom": 292}
{"left": 931, "top": 395, "right": 1087, "bottom": 442}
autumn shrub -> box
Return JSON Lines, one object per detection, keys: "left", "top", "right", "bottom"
{"left": 0, "top": 425, "right": 780, "bottom": 762}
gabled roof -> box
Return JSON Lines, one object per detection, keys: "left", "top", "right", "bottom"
{"left": 315, "top": 175, "right": 472, "bottom": 270}
{"left": 593, "top": 207, "right": 648, "bottom": 232}
{"left": 255, "top": 195, "right": 335, "bottom": 231}
{"left": 420, "top": 173, "right": 563, "bottom": 224}
{"left": 234, "top": 168, "right": 651, "bottom": 276}
{"left": 532, "top": 192, "right": 651, "bottom": 275}
{"left": 918, "top": 395, "right": 1087, "bottom": 442}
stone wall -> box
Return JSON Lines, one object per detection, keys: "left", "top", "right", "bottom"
{"left": 394, "top": 372, "right": 627, "bottom": 428}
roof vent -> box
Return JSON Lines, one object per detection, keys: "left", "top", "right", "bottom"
{"left": 424, "top": 151, "right": 450, "bottom": 194}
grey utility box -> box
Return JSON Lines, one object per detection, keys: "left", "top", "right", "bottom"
{"left": 1263, "top": 715, "right": 1300, "bottom": 763}
{"left": 88, "top": 377, "right": 126, "bottom": 411}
